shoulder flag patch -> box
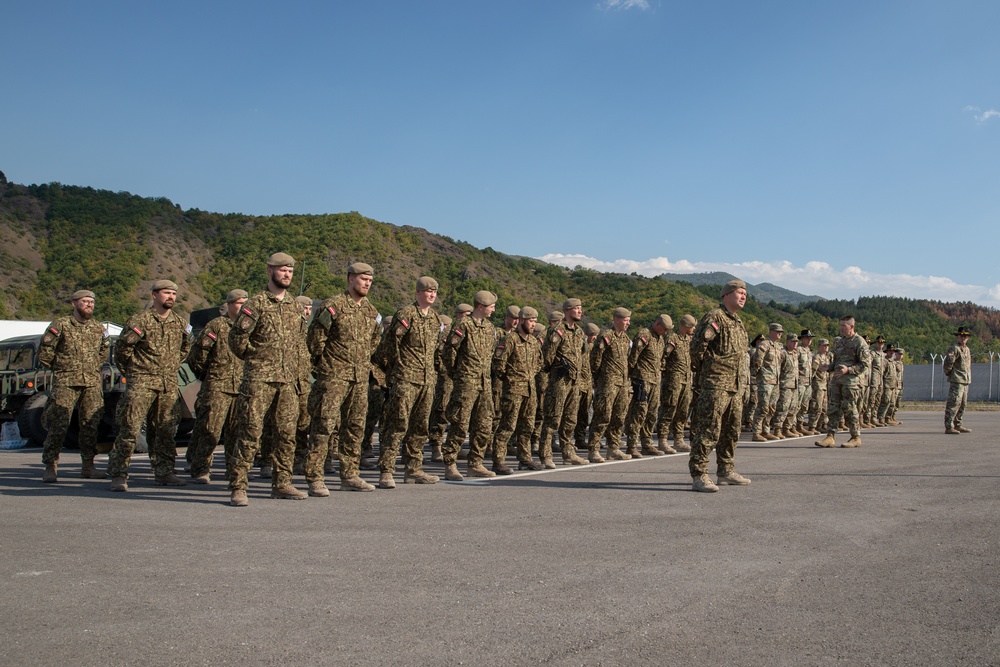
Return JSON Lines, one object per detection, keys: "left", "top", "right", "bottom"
{"left": 207, "top": 331, "right": 217, "bottom": 341}
{"left": 327, "top": 306, "right": 337, "bottom": 316}
{"left": 241, "top": 307, "right": 253, "bottom": 316}
{"left": 710, "top": 322, "right": 719, "bottom": 332}
{"left": 49, "top": 327, "right": 59, "bottom": 335}
{"left": 132, "top": 327, "right": 143, "bottom": 335}
{"left": 399, "top": 318, "right": 409, "bottom": 329}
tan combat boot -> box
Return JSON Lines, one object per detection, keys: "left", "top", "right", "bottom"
{"left": 444, "top": 464, "right": 464, "bottom": 481}
{"left": 841, "top": 435, "right": 862, "bottom": 448}
{"left": 405, "top": 469, "right": 441, "bottom": 484}
{"left": 541, "top": 457, "right": 557, "bottom": 469}
{"left": 190, "top": 472, "right": 211, "bottom": 485}
{"left": 110, "top": 476, "right": 128, "bottom": 492}
{"left": 564, "top": 452, "right": 589, "bottom": 465}
{"left": 230, "top": 489, "right": 249, "bottom": 507}
{"left": 764, "top": 431, "right": 781, "bottom": 441}
{"left": 466, "top": 463, "right": 496, "bottom": 478}
{"left": 588, "top": 448, "right": 605, "bottom": 463}
{"left": 626, "top": 446, "right": 643, "bottom": 458}
{"left": 692, "top": 474, "right": 719, "bottom": 493}
{"left": 752, "top": 432, "right": 767, "bottom": 442}
{"left": 607, "top": 449, "right": 631, "bottom": 461}
{"left": 430, "top": 444, "right": 444, "bottom": 462}
{"left": 340, "top": 476, "right": 375, "bottom": 491}
{"left": 717, "top": 470, "right": 751, "bottom": 486}
{"left": 258, "top": 465, "right": 272, "bottom": 479}
{"left": 155, "top": 472, "right": 187, "bottom": 486}
{"left": 957, "top": 426, "right": 972, "bottom": 433}
{"left": 271, "top": 485, "right": 307, "bottom": 499}
{"left": 492, "top": 461, "right": 513, "bottom": 475}
{"left": 80, "top": 460, "right": 107, "bottom": 479}
{"left": 672, "top": 435, "right": 691, "bottom": 452}
{"left": 307, "top": 481, "right": 330, "bottom": 497}
{"left": 641, "top": 445, "right": 665, "bottom": 457}
{"left": 41, "top": 463, "right": 58, "bottom": 483}
{"left": 378, "top": 472, "right": 396, "bottom": 489}
{"left": 814, "top": 433, "right": 836, "bottom": 448}
{"left": 945, "top": 426, "right": 959, "bottom": 434}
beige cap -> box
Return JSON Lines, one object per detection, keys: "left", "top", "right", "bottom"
{"left": 439, "top": 314, "right": 453, "bottom": 327}
{"left": 151, "top": 279, "right": 178, "bottom": 292}
{"left": 818, "top": 338, "right": 830, "bottom": 346}
{"left": 474, "top": 290, "right": 497, "bottom": 306}
{"left": 519, "top": 306, "right": 538, "bottom": 319}
{"left": 505, "top": 305, "right": 520, "bottom": 318}
{"left": 548, "top": 311, "right": 564, "bottom": 323}
{"left": 416, "top": 276, "right": 439, "bottom": 291}
{"left": 225, "top": 289, "right": 248, "bottom": 303}
{"left": 348, "top": 262, "right": 374, "bottom": 276}
{"left": 584, "top": 322, "right": 600, "bottom": 336}
{"left": 613, "top": 307, "right": 631, "bottom": 319}
{"left": 721, "top": 279, "right": 747, "bottom": 296}
{"left": 680, "top": 314, "right": 697, "bottom": 327}
{"left": 533, "top": 324, "right": 547, "bottom": 335}
{"left": 71, "top": 290, "right": 96, "bottom": 301}
{"left": 769, "top": 322, "right": 784, "bottom": 332}
{"left": 455, "top": 303, "right": 474, "bottom": 315}
{"left": 562, "top": 298, "right": 582, "bottom": 310}
{"left": 266, "top": 252, "right": 295, "bottom": 267}
{"left": 295, "top": 295, "right": 313, "bottom": 307}
{"left": 655, "top": 314, "right": 673, "bottom": 330}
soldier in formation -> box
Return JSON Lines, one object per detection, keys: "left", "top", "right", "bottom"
{"left": 491, "top": 306, "right": 544, "bottom": 472}
{"left": 624, "top": 313, "right": 672, "bottom": 458}
{"left": 815, "top": 316, "right": 870, "bottom": 449}
{"left": 587, "top": 307, "right": 633, "bottom": 461}
{"left": 658, "top": 314, "right": 696, "bottom": 453}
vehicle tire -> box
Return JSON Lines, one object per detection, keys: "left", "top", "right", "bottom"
{"left": 17, "top": 392, "right": 48, "bottom": 446}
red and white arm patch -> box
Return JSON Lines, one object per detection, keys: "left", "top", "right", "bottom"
{"left": 207, "top": 331, "right": 217, "bottom": 341}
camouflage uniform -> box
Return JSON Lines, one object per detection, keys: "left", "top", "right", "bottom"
{"left": 658, "top": 330, "right": 693, "bottom": 444}
{"left": 373, "top": 304, "right": 442, "bottom": 475}
{"left": 808, "top": 350, "right": 831, "bottom": 431}
{"left": 877, "top": 353, "right": 897, "bottom": 424}
{"left": 750, "top": 337, "right": 782, "bottom": 438}
{"left": 771, "top": 345, "right": 799, "bottom": 435}
{"left": 864, "top": 347, "right": 885, "bottom": 426}
{"left": 260, "top": 315, "right": 310, "bottom": 470}
{"left": 531, "top": 328, "right": 549, "bottom": 448}
{"left": 540, "top": 321, "right": 587, "bottom": 461}
{"left": 572, "top": 336, "right": 594, "bottom": 449}
{"left": 587, "top": 328, "right": 632, "bottom": 456}
{"left": 492, "top": 328, "right": 542, "bottom": 465}
{"left": 107, "top": 309, "right": 190, "bottom": 479}
{"left": 442, "top": 316, "right": 497, "bottom": 467}
{"left": 306, "top": 291, "right": 380, "bottom": 482}
{"left": 826, "top": 334, "right": 870, "bottom": 438}
{"left": 426, "top": 327, "right": 453, "bottom": 448}
{"left": 363, "top": 362, "right": 388, "bottom": 457}
{"left": 795, "top": 344, "right": 814, "bottom": 431}
{"left": 38, "top": 316, "right": 109, "bottom": 466}
{"left": 689, "top": 302, "right": 749, "bottom": 478}
{"left": 186, "top": 315, "right": 244, "bottom": 478}
{"left": 227, "top": 290, "right": 304, "bottom": 492}
{"left": 624, "top": 326, "right": 665, "bottom": 452}
{"left": 893, "top": 355, "right": 904, "bottom": 419}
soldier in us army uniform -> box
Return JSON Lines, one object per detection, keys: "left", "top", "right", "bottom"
{"left": 658, "top": 313, "right": 696, "bottom": 453}
{"left": 624, "top": 314, "right": 672, "bottom": 459}
{"left": 573, "top": 322, "right": 600, "bottom": 451}
{"left": 539, "top": 299, "right": 590, "bottom": 467}
{"left": 688, "top": 279, "right": 752, "bottom": 493}
{"left": 185, "top": 289, "right": 248, "bottom": 483}
{"left": 943, "top": 327, "right": 973, "bottom": 433}
{"left": 771, "top": 333, "right": 800, "bottom": 438}
{"left": 750, "top": 323, "right": 785, "bottom": 442}
{"left": 587, "top": 307, "right": 633, "bottom": 461}
{"left": 815, "top": 315, "right": 870, "bottom": 449}
{"left": 38, "top": 289, "right": 110, "bottom": 483}
{"left": 808, "top": 338, "right": 832, "bottom": 433}
{"left": 875, "top": 344, "right": 897, "bottom": 426}
{"left": 862, "top": 336, "right": 886, "bottom": 429}
{"left": 491, "top": 306, "right": 544, "bottom": 473}
{"left": 372, "top": 277, "right": 444, "bottom": 488}
{"left": 226, "top": 253, "right": 309, "bottom": 506}
{"left": 442, "top": 290, "right": 500, "bottom": 480}
{"left": 305, "top": 262, "right": 381, "bottom": 496}
{"left": 794, "top": 330, "right": 816, "bottom": 434}
{"left": 107, "top": 280, "right": 191, "bottom": 491}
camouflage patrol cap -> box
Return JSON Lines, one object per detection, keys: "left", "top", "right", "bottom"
{"left": 584, "top": 323, "right": 600, "bottom": 336}
{"left": 655, "top": 314, "right": 673, "bottom": 330}
{"left": 439, "top": 314, "right": 453, "bottom": 327}
{"left": 151, "top": 279, "right": 178, "bottom": 292}
{"left": 895, "top": 347, "right": 905, "bottom": 354}
{"left": 519, "top": 306, "right": 539, "bottom": 320}
{"left": 455, "top": 303, "right": 474, "bottom": 315}
{"left": 680, "top": 314, "right": 697, "bottom": 327}
{"left": 768, "top": 322, "right": 784, "bottom": 333}
{"left": 818, "top": 338, "right": 830, "bottom": 346}
{"left": 549, "top": 311, "right": 564, "bottom": 323}
{"left": 225, "top": 289, "right": 248, "bottom": 303}
{"left": 612, "top": 307, "right": 631, "bottom": 319}
{"left": 266, "top": 252, "right": 295, "bottom": 267}
{"left": 562, "top": 298, "right": 582, "bottom": 310}
{"left": 721, "top": 279, "right": 747, "bottom": 296}
{"left": 295, "top": 296, "right": 313, "bottom": 307}
{"left": 416, "top": 276, "right": 439, "bottom": 291}
{"left": 71, "top": 290, "right": 96, "bottom": 301}
{"left": 786, "top": 333, "right": 799, "bottom": 342}
{"left": 505, "top": 305, "right": 521, "bottom": 319}
{"left": 474, "top": 290, "right": 497, "bottom": 306}
{"left": 347, "top": 262, "right": 374, "bottom": 276}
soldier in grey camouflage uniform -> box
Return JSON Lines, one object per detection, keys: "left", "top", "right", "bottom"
{"left": 226, "top": 253, "right": 309, "bottom": 506}
{"left": 107, "top": 280, "right": 191, "bottom": 491}
{"left": 624, "top": 314, "right": 672, "bottom": 458}
{"left": 186, "top": 289, "right": 247, "bottom": 483}
{"left": 808, "top": 338, "right": 831, "bottom": 432}
{"left": 750, "top": 323, "right": 784, "bottom": 442}
{"left": 38, "top": 290, "right": 110, "bottom": 483}
{"left": 771, "top": 333, "right": 799, "bottom": 438}
{"left": 492, "top": 306, "right": 544, "bottom": 473}
{"left": 372, "top": 277, "right": 444, "bottom": 488}
{"left": 305, "top": 262, "right": 381, "bottom": 496}
{"left": 658, "top": 313, "right": 696, "bottom": 453}
{"left": 539, "top": 300, "right": 589, "bottom": 467}
{"left": 689, "top": 280, "right": 751, "bottom": 492}
{"left": 587, "top": 307, "right": 633, "bottom": 461}
{"left": 573, "top": 322, "right": 600, "bottom": 451}
{"left": 815, "top": 316, "right": 870, "bottom": 448}
{"left": 944, "top": 327, "right": 972, "bottom": 434}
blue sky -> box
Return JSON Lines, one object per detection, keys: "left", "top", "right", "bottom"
{"left": 3, "top": 1, "right": 999, "bottom": 306}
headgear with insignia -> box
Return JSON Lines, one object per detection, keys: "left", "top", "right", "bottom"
{"left": 768, "top": 322, "right": 784, "bottom": 333}
{"left": 266, "top": 252, "right": 295, "bottom": 267}
{"left": 956, "top": 326, "right": 971, "bottom": 336}
{"left": 800, "top": 329, "right": 815, "bottom": 338}
{"left": 721, "top": 279, "right": 747, "bottom": 296}
{"left": 348, "top": 262, "right": 374, "bottom": 276}
{"left": 416, "top": 276, "right": 439, "bottom": 291}
{"left": 151, "top": 279, "right": 178, "bottom": 292}
{"left": 225, "top": 289, "right": 248, "bottom": 303}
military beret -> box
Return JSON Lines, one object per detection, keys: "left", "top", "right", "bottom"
{"left": 416, "top": 276, "right": 439, "bottom": 291}
{"left": 439, "top": 314, "right": 453, "bottom": 327}
{"left": 786, "top": 333, "right": 799, "bottom": 342}
{"left": 266, "top": 252, "right": 296, "bottom": 267}
{"left": 519, "top": 306, "right": 539, "bottom": 320}
{"left": 505, "top": 305, "right": 521, "bottom": 318}
{"left": 151, "top": 279, "right": 178, "bottom": 292}
{"left": 613, "top": 307, "right": 631, "bottom": 319}
{"left": 584, "top": 322, "right": 600, "bottom": 336}
{"left": 474, "top": 290, "right": 497, "bottom": 306}
{"left": 721, "top": 279, "right": 747, "bottom": 296}
{"left": 562, "top": 298, "right": 582, "bottom": 310}
{"left": 818, "top": 338, "right": 830, "bottom": 345}
{"left": 71, "top": 290, "right": 96, "bottom": 301}
{"left": 225, "top": 289, "right": 248, "bottom": 303}
{"left": 655, "top": 314, "right": 673, "bottom": 330}
{"left": 348, "top": 262, "right": 374, "bottom": 276}
{"left": 955, "top": 327, "right": 971, "bottom": 336}
{"left": 455, "top": 303, "right": 474, "bottom": 315}
{"left": 533, "top": 324, "right": 547, "bottom": 335}
{"left": 680, "top": 314, "right": 697, "bottom": 327}
{"left": 800, "top": 329, "right": 815, "bottom": 338}
{"left": 768, "top": 322, "right": 784, "bottom": 332}
{"left": 549, "top": 311, "right": 564, "bottom": 322}
{"left": 295, "top": 295, "right": 313, "bottom": 307}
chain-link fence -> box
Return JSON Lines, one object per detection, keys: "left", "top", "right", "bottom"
{"left": 900, "top": 363, "right": 1000, "bottom": 401}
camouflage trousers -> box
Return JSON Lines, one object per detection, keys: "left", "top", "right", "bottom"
{"left": 362, "top": 381, "right": 388, "bottom": 455}
{"left": 540, "top": 376, "right": 581, "bottom": 461}
{"left": 228, "top": 381, "right": 299, "bottom": 491}
{"left": 444, "top": 381, "right": 494, "bottom": 467}
{"left": 532, "top": 374, "right": 549, "bottom": 445}
{"left": 795, "top": 384, "right": 812, "bottom": 427}
{"left": 689, "top": 387, "right": 743, "bottom": 477}
{"left": 878, "top": 387, "right": 899, "bottom": 423}
{"left": 188, "top": 388, "right": 239, "bottom": 478}
{"left": 107, "top": 384, "right": 181, "bottom": 479}
{"left": 588, "top": 382, "right": 630, "bottom": 452}
{"left": 772, "top": 386, "right": 799, "bottom": 432}
{"left": 945, "top": 382, "right": 968, "bottom": 429}
{"left": 262, "top": 386, "right": 309, "bottom": 466}
{"left": 752, "top": 384, "right": 779, "bottom": 435}
{"left": 658, "top": 376, "right": 692, "bottom": 441}
{"left": 624, "top": 378, "right": 659, "bottom": 449}
{"left": 307, "top": 377, "right": 368, "bottom": 482}
{"left": 827, "top": 380, "right": 861, "bottom": 438}
{"left": 809, "top": 381, "right": 828, "bottom": 430}
{"left": 427, "top": 375, "right": 452, "bottom": 446}
{"left": 378, "top": 380, "right": 434, "bottom": 474}
{"left": 573, "top": 387, "right": 592, "bottom": 447}
{"left": 493, "top": 387, "right": 536, "bottom": 464}
{"left": 866, "top": 385, "right": 884, "bottom": 424}
{"left": 855, "top": 386, "right": 868, "bottom": 423}
{"left": 42, "top": 383, "right": 103, "bottom": 465}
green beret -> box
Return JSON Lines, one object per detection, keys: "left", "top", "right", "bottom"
{"left": 225, "top": 289, "right": 248, "bottom": 303}
{"left": 613, "top": 307, "right": 631, "bottom": 319}
{"left": 151, "top": 279, "right": 178, "bottom": 292}
{"left": 519, "top": 306, "right": 538, "bottom": 320}
{"left": 474, "top": 290, "right": 497, "bottom": 306}
{"left": 680, "top": 314, "right": 697, "bottom": 327}
{"left": 562, "top": 298, "right": 582, "bottom": 310}
{"left": 266, "top": 252, "right": 296, "bottom": 267}
{"left": 505, "top": 305, "right": 521, "bottom": 318}
{"left": 722, "top": 279, "right": 747, "bottom": 296}
{"left": 71, "top": 290, "right": 96, "bottom": 301}
{"left": 348, "top": 262, "right": 374, "bottom": 276}
{"left": 455, "top": 303, "right": 473, "bottom": 315}
{"left": 656, "top": 314, "right": 673, "bottom": 330}
{"left": 416, "top": 276, "right": 439, "bottom": 291}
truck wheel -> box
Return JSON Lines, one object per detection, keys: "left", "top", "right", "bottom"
{"left": 17, "top": 392, "right": 48, "bottom": 446}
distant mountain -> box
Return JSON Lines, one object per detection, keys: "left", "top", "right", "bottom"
{"left": 658, "top": 272, "right": 824, "bottom": 306}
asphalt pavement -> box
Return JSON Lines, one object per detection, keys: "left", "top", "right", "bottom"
{"left": 1, "top": 410, "right": 998, "bottom": 666}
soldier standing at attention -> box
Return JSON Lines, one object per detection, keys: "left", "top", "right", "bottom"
{"left": 772, "top": 333, "right": 799, "bottom": 438}
{"left": 305, "top": 262, "right": 381, "bottom": 495}
{"left": 863, "top": 336, "right": 886, "bottom": 429}
{"left": 372, "top": 277, "right": 444, "bottom": 488}
{"left": 688, "top": 279, "right": 751, "bottom": 493}
{"left": 361, "top": 315, "right": 393, "bottom": 467}
{"left": 808, "top": 338, "right": 832, "bottom": 433}
{"left": 186, "top": 289, "right": 247, "bottom": 483}
{"left": 226, "top": 253, "right": 308, "bottom": 506}
{"left": 442, "top": 290, "right": 499, "bottom": 480}
{"left": 107, "top": 280, "right": 190, "bottom": 491}
{"left": 587, "top": 307, "right": 633, "bottom": 461}
{"left": 573, "top": 322, "right": 600, "bottom": 452}
{"left": 814, "top": 315, "right": 870, "bottom": 449}
{"left": 794, "top": 330, "right": 815, "bottom": 434}
{"left": 38, "top": 289, "right": 109, "bottom": 483}
{"left": 658, "top": 313, "right": 696, "bottom": 453}
{"left": 750, "top": 323, "right": 784, "bottom": 442}
{"left": 539, "top": 299, "right": 589, "bottom": 467}
{"left": 624, "top": 314, "right": 671, "bottom": 458}
{"left": 491, "top": 306, "right": 544, "bottom": 473}
{"left": 875, "top": 344, "right": 897, "bottom": 427}
{"left": 425, "top": 311, "right": 454, "bottom": 462}
{"left": 492, "top": 305, "right": 520, "bottom": 435}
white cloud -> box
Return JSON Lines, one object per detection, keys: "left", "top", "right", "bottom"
{"left": 598, "top": 0, "right": 652, "bottom": 11}
{"left": 964, "top": 105, "right": 1000, "bottom": 123}
{"left": 536, "top": 253, "right": 1000, "bottom": 308}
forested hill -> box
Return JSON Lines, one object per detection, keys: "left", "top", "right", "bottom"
{"left": 0, "top": 176, "right": 996, "bottom": 362}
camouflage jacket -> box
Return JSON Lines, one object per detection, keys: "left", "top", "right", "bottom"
{"left": 943, "top": 344, "right": 971, "bottom": 385}
{"left": 830, "top": 333, "right": 870, "bottom": 387}
{"left": 661, "top": 331, "right": 692, "bottom": 384}
{"left": 628, "top": 327, "right": 664, "bottom": 383}
{"left": 691, "top": 303, "right": 749, "bottom": 394}
{"left": 542, "top": 321, "right": 587, "bottom": 382}
{"left": 115, "top": 309, "right": 190, "bottom": 391}
{"left": 895, "top": 358, "right": 904, "bottom": 389}
{"left": 751, "top": 337, "right": 782, "bottom": 386}
{"left": 882, "top": 354, "right": 898, "bottom": 389}
{"left": 308, "top": 291, "right": 380, "bottom": 383}
{"left": 591, "top": 328, "right": 630, "bottom": 388}
{"left": 577, "top": 338, "right": 594, "bottom": 392}
{"left": 797, "top": 346, "right": 813, "bottom": 385}
{"left": 493, "top": 329, "right": 541, "bottom": 397}
{"left": 38, "top": 315, "right": 109, "bottom": 388}
{"left": 778, "top": 347, "right": 798, "bottom": 390}
{"left": 811, "top": 351, "right": 832, "bottom": 386}
{"left": 868, "top": 348, "right": 886, "bottom": 387}
{"left": 186, "top": 315, "right": 243, "bottom": 394}
{"left": 229, "top": 289, "right": 303, "bottom": 385}
{"left": 372, "top": 304, "right": 442, "bottom": 386}
{"left": 444, "top": 315, "right": 497, "bottom": 391}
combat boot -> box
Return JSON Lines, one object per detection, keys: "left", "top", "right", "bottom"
{"left": 814, "top": 433, "right": 836, "bottom": 448}
{"left": 430, "top": 444, "right": 443, "bottom": 462}
{"left": 841, "top": 435, "right": 862, "bottom": 448}
{"left": 692, "top": 474, "right": 719, "bottom": 493}
{"left": 378, "top": 472, "right": 396, "bottom": 489}
{"left": 41, "top": 463, "right": 57, "bottom": 483}
{"left": 155, "top": 473, "right": 187, "bottom": 486}
{"left": 466, "top": 463, "right": 496, "bottom": 478}
{"left": 230, "top": 489, "right": 248, "bottom": 507}
{"left": 404, "top": 469, "right": 440, "bottom": 484}
{"left": 341, "top": 476, "right": 375, "bottom": 492}
{"left": 626, "top": 447, "right": 643, "bottom": 459}
{"left": 657, "top": 433, "right": 670, "bottom": 450}
{"left": 874, "top": 421, "right": 887, "bottom": 427}
{"left": 752, "top": 433, "right": 768, "bottom": 442}
{"left": 190, "top": 472, "right": 211, "bottom": 485}
{"left": 607, "top": 449, "right": 631, "bottom": 461}
{"left": 588, "top": 449, "right": 606, "bottom": 463}
{"left": 564, "top": 452, "right": 589, "bottom": 465}
{"left": 763, "top": 431, "right": 780, "bottom": 441}
{"left": 957, "top": 426, "right": 972, "bottom": 433}
{"left": 660, "top": 442, "right": 678, "bottom": 454}
{"left": 80, "top": 460, "right": 107, "bottom": 479}
{"left": 271, "top": 485, "right": 307, "bottom": 499}
{"left": 110, "top": 476, "right": 128, "bottom": 492}
{"left": 945, "top": 426, "right": 959, "bottom": 434}
{"left": 360, "top": 456, "right": 377, "bottom": 471}
{"left": 258, "top": 465, "right": 272, "bottom": 479}
{"left": 788, "top": 426, "right": 803, "bottom": 436}
{"left": 717, "top": 470, "right": 751, "bottom": 486}
{"left": 293, "top": 461, "right": 306, "bottom": 475}
{"left": 641, "top": 445, "right": 665, "bottom": 457}
{"left": 672, "top": 435, "right": 691, "bottom": 452}
{"left": 492, "top": 462, "right": 513, "bottom": 475}
{"left": 518, "top": 459, "right": 542, "bottom": 471}
{"left": 541, "top": 457, "right": 557, "bottom": 469}
{"left": 307, "top": 481, "right": 330, "bottom": 497}
{"left": 444, "top": 464, "right": 464, "bottom": 481}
